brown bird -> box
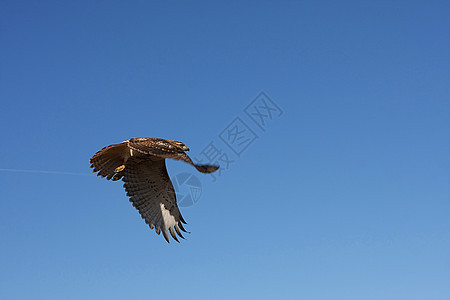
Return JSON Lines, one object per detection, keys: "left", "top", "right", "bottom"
{"left": 90, "top": 138, "right": 219, "bottom": 243}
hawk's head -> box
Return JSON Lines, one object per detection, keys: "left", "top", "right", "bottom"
{"left": 171, "top": 140, "right": 190, "bottom": 151}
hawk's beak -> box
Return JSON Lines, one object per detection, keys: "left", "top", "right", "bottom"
{"left": 182, "top": 146, "right": 190, "bottom": 151}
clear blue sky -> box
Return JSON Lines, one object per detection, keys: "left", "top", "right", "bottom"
{"left": 1, "top": 1, "right": 449, "bottom": 299}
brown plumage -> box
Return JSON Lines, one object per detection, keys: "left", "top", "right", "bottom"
{"left": 90, "top": 138, "right": 219, "bottom": 243}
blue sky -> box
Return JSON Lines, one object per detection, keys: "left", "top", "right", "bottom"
{"left": 1, "top": 1, "right": 449, "bottom": 299}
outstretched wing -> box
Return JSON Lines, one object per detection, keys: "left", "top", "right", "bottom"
{"left": 122, "top": 157, "right": 187, "bottom": 243}
{"left": 127, "top": 138, "right": 219, "bottom": 173}
{"left": 89, "top": 142, "right": 128, "bottom": 181}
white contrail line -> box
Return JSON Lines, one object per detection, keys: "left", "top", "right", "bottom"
{"left": 0, "top": 168, "right": 91, "bottom": 176}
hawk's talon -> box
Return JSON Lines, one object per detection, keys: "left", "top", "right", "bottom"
{"left": 115, "top": 165, "right": 126, "bottom": 172}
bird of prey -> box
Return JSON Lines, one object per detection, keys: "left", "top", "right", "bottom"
{"left": 90, "top": 138, "right": 219, "bottom": 243}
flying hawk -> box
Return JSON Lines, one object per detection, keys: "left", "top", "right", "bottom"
{"left": 90, "top": 138, "right": 219, "bottom": 243}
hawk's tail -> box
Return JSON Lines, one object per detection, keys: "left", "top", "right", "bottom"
{"left": 193, "top": 164, "right": 220, "bottom": 174}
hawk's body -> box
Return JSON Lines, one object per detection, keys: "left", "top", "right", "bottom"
{"left": 90, "top": 138, "right": 218, "bottom": 243}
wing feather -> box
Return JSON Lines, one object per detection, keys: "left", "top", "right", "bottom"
{"left": 122, "top": 158, "right": 186, "bottom": 243}
{"left": 90, "top": 142, "right": 128, "bottom": 180}
{"left": 174, "top": 224, "right": 185, "bottom": 239}
{"left": 169, "top": 227, "right": 179, "bottom": 242}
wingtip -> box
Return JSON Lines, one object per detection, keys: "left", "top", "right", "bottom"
{"left": 179, "top": 214, "right": 187, "bottom": 224}
{"left": 169, "top": 227, "right": 180, "bottom": 243}
{"left": 175, "top": 224, "right": 185, "bottom": 239}
{"left": 178, "top": 222, "right": 188, "bottom": 232}
{"left": 162, "top": 229, "right": 171, "bottom": 243}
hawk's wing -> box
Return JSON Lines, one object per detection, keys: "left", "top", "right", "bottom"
{"left": 122, "top": 157, "right": 187, "bottom": 243}
{"left": 89, "top": 142, "right": 128, "bottom": 181}
{"left": 127, "top": 138, "right": 219, "bottom": 173}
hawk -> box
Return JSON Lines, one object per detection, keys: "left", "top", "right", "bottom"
{"left": 89, "top": 138, "right": 219, "bottom": 243}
